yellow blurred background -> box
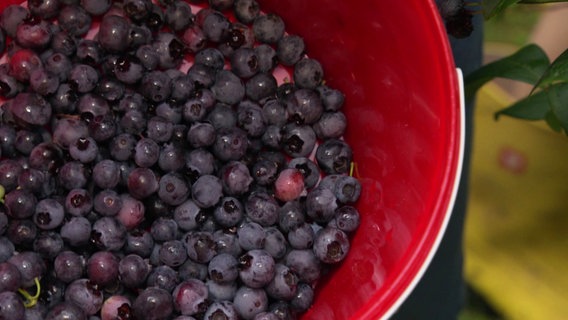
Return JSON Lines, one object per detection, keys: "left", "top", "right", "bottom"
{"left": 462, "top": 3, "right": 568, "bottom": 320}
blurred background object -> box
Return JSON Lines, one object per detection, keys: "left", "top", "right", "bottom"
{"left": 460, "top": 3, "right": 568, "bottom": 320}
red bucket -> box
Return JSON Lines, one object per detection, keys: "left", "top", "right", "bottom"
{"left": 256, "top": 1, "right": 464, "bottom": 319}
{"left": 0, "top": 0, "right": 463, "bottom": 319}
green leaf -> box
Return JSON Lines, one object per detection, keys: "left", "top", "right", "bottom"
{"left": 482, "top": 0, "right": 522, "bottom": 19}
{"left": 519, "top": 0, "right": 568, "bottom": 3}
{"left": 532, "top": 48, "right": 568, "bottom": 91}
{"left": 495, "top": 82, "right": 568, "bottom": 134}
{"left": 547, "top": 82, "right": 568, "bottom": 133}
{"left": 465, "top": 44, "right": 550, "bottom": 100}
{"left": 494, "top": 87, "right": 552, "bottom": 121}
{"left": 483, "top": 0, "right": 568, "bottom": 18}
{"left": 544, "top": 111, "right": 564, "bottom": 133}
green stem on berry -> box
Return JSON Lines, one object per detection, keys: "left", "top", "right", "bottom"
{"left": 18, "top": 277, "right": 41, "bottom": 308}
{"left": 0, "top": 184, "right": 5, "bottom": 203}
{"left": 349, "top": 162, "right": 360, "bottom": 178}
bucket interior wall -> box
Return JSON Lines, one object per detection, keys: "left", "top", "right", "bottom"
{"left": 257, "top": 0, "right": 460, "bottom": 318}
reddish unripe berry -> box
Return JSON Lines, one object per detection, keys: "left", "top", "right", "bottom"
{"left": 274, "top": 168, "right": 305, "bottom": 202}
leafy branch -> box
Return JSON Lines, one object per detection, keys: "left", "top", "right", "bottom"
{"left": 465, "top": 0, "right": 568, "bottom": 134}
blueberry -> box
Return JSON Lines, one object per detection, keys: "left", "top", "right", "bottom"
{"left": 125, "top": 229, "right": 155, "bottom": 258}
{"left": 98, "top": 14, "right": 130, "bottom": 52}
{"left": 152, "top": 32, "right": 185, "bottom": 69}
{"left": 285, "top": 88, "right": 324, "bottom": 125}
{"left": 219, "top": 22, "right": 255, "bottom": 57}
{"left": 260, "top": 125, "right": 282, "bottom": 150}
{"left": 305, "top": 186, "right": 337, "bottom": 224}
{"left": 252, "top": 13, "right": 285, "bottom": 44}
{"left": 170, "top": 74, "right": 196, "bottom": 103}
{"left": 290, "top": 283, "right": 314, "bottom": 313}
{"left": 284, "top": 249, "right": 321, "bottom": 283}
{"left": 277, "top": 35, "right": 305, "bottom": 66}
{"left": 245, "top": 191, "right": 279, "bottom": 227}
{"left": 158, "top": 143, "right": 186, "bottom": 172}
{"left": 293, "top": 58, "right": 324, "bottom": 90}
{"left": 280, "top": 123, "right": 317, "bottom": 158}
{"left": 187, "top": 122, "right": 216, "bottom": 148}
{"left": 313, "top": 111, "right": 347, "bottom": 139}
{"left": 76, "top": 39, "right": 104, "bottom": 66}
{"left": 287, "top": 157, "right": 320, "bottom": 189}
{"left": 140, "top": 70, "right": 172, "bottom": 103}
{"left": 91, "top": 216, "right": 126, "bottom": 251}
{"left": 209, "top": 0, "right": 235, "bottom": 11}
{"left": 334, "top": 205, "right": 361, "bottom": 233}
{"left": 33, "top": 198, "right": 65, "bottom": 230}
{"left": 8, "top": 251, "right": 46, "bottom": 287}
{"left": 233, "top": 286, "right": 268, "bottom": 319}
{"left": 263, "top": 227, "right": 288, "bottom": 260}
{"left": 192, "top": 174, "right": 223, "bottom": 208}
{"left": 214, "top": 197, "right": 244, "bottom": 228}
{"left": 127, "top": 167, "right": 159, "bottom": 199}
{"left": 246, "top": 72, "right": 278, "bottom": 102}
{"left": 58, "top": 5, "right": 92, "bottom": 37}
{"left": 234, "top": 0, "right": 260, "bottom": 24}
{"left": 183, "top": 231, "right": 217, "bottom": 263}
{"left": 315, "top": 138, "right": 353, "bottom": 174}
{"left": 195, "top": 47, "right": 226, "bottom": 71}
{"left": 237, "top": 100, "right": 267, "bottom": 137}
{"left": 0, "top": 5, "right": 29, "bottom": 38}
{"left": 16, "top": 16, "right": 53, "bottom": 50}
{"left": 316, "top": 84, "right": 345, "bottom": 111}
{"left": 0, "top": 72, "right": 23, "bottom": 99}
{"left": 333, "top": 175, "right": 362, "bottom": 204}
{"left": 9, "top": 49, "right": 43, "bottom": 84}
{"left": 212, "top": 126, "right": 249, "bottom": 162}
{"left": 202, "top": 10, "right": 231, "bottom": 43}
{"left": 51, "top": 30, "right": 77, "bottom": 56}
{"left": 287, "top": 222, "right": 315, "bottom": 250}
{"left": 204, "top": 300, "right": 239, "bottom": 320}
{"left": 60, "top": 216, "right": 91, "bottom": 247}
{"left": 129, "top": 24, "right": 153, "bottom": 50}
{"left": 211, "top": 70, "right": 246, "bottom": 105}
{"left": 278, "top": 200, "right": 305, "bottom": 234}
{"left": 158, "top": 172, "right": 190, "bottom": 206}
{"left": 165, "top": 1, "right": 193, "bottom": 32}
{"left": 146, "top": 115, "right": 174, "bottom": 143}
{"left": 114, "top": 56, "right": 145, "bottom": 85}
{"left": 172, "top": 279, "right": 208, "bottom": 316}
{"left": 265, "top": 263, "right": 298, "bottom": 300}
{"left": 33, "top": 231, "right": 64, "bottom": 259}
{"left": 262, "top": 98, "right": 288, "bottom": 126}
{"left": 208, "top": 253, "right": 239, "bottom": 284}
{"left": 69, "top": 63, "right": 99, "bottom": 93}
{"left": 159, "top": 240, "right": 188, "bottom": 267}
{"left": 132, "top": 287, "right": 174, "bottom": 320}
{"left": 81, "top": 0, "right": 111, "bottom": 16}
{"left": 181, "top": 25, "right": 208, "bottom": 54}
{"left": 231, "top": 47, "right": 259, "bottom": 79}
{"left": 146, "top": 3, "right": 166, "bottom": 32}
{"left": 186, "top": 148, "right": 217, "bottom": 178}
{"left": 0, "top": 291, "right": 26, "bottom": 319}
{"left": 313, "top": 226, "right": 350, "bottom": 264}
{"left": 8, "top": 92, "right": 52, "bottom": 127}
{"left": 237, "top": 221, "right": 266, "bottom": 251}
{"left": 64, "top": 278, "right": 104, "bottom": 315}
{"left": 96, "top": 77, "right": 125, "bottom": 102}
{"left": 254, "top": 44, "right": 278, "bottom": 73}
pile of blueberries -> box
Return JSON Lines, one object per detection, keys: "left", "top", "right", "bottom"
{"left": 0, "top": 0, "right": 362, "bottom": 319}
